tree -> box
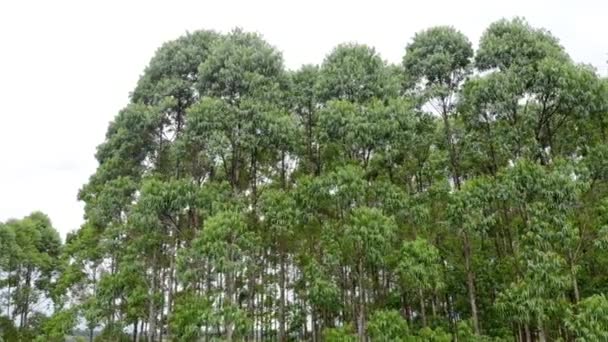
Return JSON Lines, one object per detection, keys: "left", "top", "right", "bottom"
{"left": 186, "top": 210, "right": 257, "bottom": 341}
{"left": 318, "top": 43, "right": 396, "bottom": 103}
{"left": 472, "top": 18, "right": 602, "bottom": 164}
{"left": 291, "top": 65, "right": 321, "bottom": 174}
{"left": 367, "top": 310, "right": 411, "bottom": 341}
{"left": 23, "top": 21, "right": 608, "bottom": 342}
{"left": 2, "top": 213, "right": 61, "bottom": 329}
{"left": 404, "top": 25, "right": 480, "bottom": 334}
{"left": 397, "top": 238, "right": 445, "bottom": 327}
{"left": 36, "top": 308, "right": 77, "bottom": 342}
{"left": 403, "top": 25, "right": 473, "bottom": 188}
{"left": 566, "top": 294, "right": 608, "bottom": 341}
{"left": 342, "top": 207, "right": 397, "bottom": 341}
{"left": 259, "top": 189, "right": 296, "bottom": 342}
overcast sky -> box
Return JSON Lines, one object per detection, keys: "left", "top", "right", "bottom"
{"left": 0, "top": 0, "right": 606, "bottom": 237}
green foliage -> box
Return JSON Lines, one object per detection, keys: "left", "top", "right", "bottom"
{"left": 35, "top": 308, "right": 77, "bottom": 342}
{"left": 566, "top": 294, "right": 608, "bottom": 341}
{"left": 404, "top": 26, "right": 473, "bottom": 88}
{"left": 171, "top": 292, "right": 212, "bottom": 342}
{"left": 318, "top": 43, "right": 396, "bottom": 103}
{"left": 323, "top": 324, "right": 357, "bottom": 342}
{"left": 367, "top": 310, "right": 410, "bottom": 341}
{"left": 0, "top": 212, "right": 61, "bottom": 336}
{"left": 0, "top": 316, "right": 18, "bottom": 341}
{"left": 344, "top": 207, "right": 397, "bottom": 267}
{"left": 397, "top": 238, "right": 444, "bottom": 292}
{"left": 476, "top": 17, "right": 567, "bottom": 72}
{"left": 198, "top": 28, "right": 285, "bottom": 102}
{"left": 7, "top": 19, "right": 607, "bottom": 342}
{"left": 132, "top": 30, "right": 219, "bottom": 107}
{"left": 93, "top": 324, "right": 131, "bottom": 342}
{"left": 417, "top": 326, "right": 452, "bottom": 342}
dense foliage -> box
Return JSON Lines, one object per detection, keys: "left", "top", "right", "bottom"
{"left": 2, "top": 18, "right": 608, "bottom": 341}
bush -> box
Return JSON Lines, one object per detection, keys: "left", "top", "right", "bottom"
{"left": 323, "top": 324, "right": 357, "bottom": 342}
{"left": 368, "top": 310, "right": 411, "bottom": 341}
{"left": 94, "top": 324, "right": 131, "bottom": 342}
{"left": 0, "top": 316, "right": 18, "bottom": 342}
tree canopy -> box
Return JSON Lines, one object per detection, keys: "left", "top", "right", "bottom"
{"left": 2, "top": 19, "right": 608, "bottom": 342}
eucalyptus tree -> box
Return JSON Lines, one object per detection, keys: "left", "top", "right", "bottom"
{"left": 0, "top": 213, "right": 62, "bottom": 339}
{"left": 127, "top": 178, "right": 199, "bottom": 341}
{"left": 291, "top": 65, "right": 321, "bottom": 175}
{"left": 472, "top": 18, "right": 602, "bottom": 164}
{"left": 190, "top": 210, "right": 257, "bottom": 341}
{"left": 316, "top": 43, "right": 402, "bottom": 177}
{"left": 258, "top": 189, "right": 297, "bottom": 342}
{"left": 131, "top": 30, "right": 220, "bottom": 179}
{"left": 75, "top": 103, "right": 160, "bottom": 338}
{"left": 196, "top": 28, "right": 290, "bottom": 204}
{"left": 317, "top": 43, "right": 397, "bottom": 104}
{"left": 492, "top": 160, "right": 603, "bottom": 341}
{"left": 367, "top": 310, "right": 411, "bottom": 341}
{"left": 41, "top": 20, "right": 608, "bottom": 342}
{"left": 396, "top": 238, "right": 445, "bottom": 327}
{"left": 403, "top": 26, "right": 473, "bottom": 188}
{"left": 403, "top": 25, "right": 481, "bottom": 333}
{"left": 343, "top": 207, "right": 397, "bottom": 341}
{"left": 0, "top": 222, "right": 18, "bottom": 318}
{"left": 566, "top": 294, "right": 608, "bottom": 340}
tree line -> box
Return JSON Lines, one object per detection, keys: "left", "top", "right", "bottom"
{"left": 2, "top": 17, "right": 608, "bottom": 341}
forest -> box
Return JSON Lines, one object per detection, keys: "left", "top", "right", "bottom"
{"left": 1, "top": 17, "right": 608, "bottom": 341}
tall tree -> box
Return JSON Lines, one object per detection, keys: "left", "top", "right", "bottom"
{"left": 403, "top": 25, "right": 481, "bottom": 333}
{"left": 39, "top": 21, "right": 608, "bottom": 342}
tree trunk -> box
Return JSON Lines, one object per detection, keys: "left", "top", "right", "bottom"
{"left": 357, "top": 259, "right": 366, "bottom": 342}
{"left": 463, "top": 232, "right": 480, "bottom": 334}
{"left": 419, "top": 289, "right": 427, "bottom": 327}
{"left": 312, "top": 307, "right": 318, "bottom": 342}
{"left": 226, "top": 270, "right": 234, "bottom": 341}
{"left": 404, "top": 294, "right": 413, "bottom": 323}
{"left": 158, "top": 265, "right": 165, "bottom": 342}
{"left": 516, "top": 324, "right": 521, "bottom": 342}
{"left": 261, "top": 256, "right": 267, "bottom": 342}
{"left": 89, "top": 267, "right": 97, "bottom": 342}
{"left": 133, "top": 319, "right": 138, "bottom": 342}
{"left": 166, "top": 239, "right": 177, "bottom": 339}
{"left": 22, "top": 267, "right": 32, "bottom": 328}
{"left": 571, "top": 263, "right": 580, "bottom": 304}
{"left": 431, "top": 292, "right": 437, "bottom": 320}
{"left": 148, "top": 260, "right": 158, "bottom": 342}
{"left": 205, "top": 257, "right": 211, "bottom": 342}
{"left": 137, "top": 319, "right": 143, "bottom": 342}
{"left": 251, "top": 147, "right": 258, "bottom": 213}
{"left": 441, "top": 112, "right": 461, "bottom": 189}
{"left": 279, "top": 252, "right": 287, "bottom": 342}
{"left": 14, "top": 265, "right": 21, "bottom": 323}
{"left": 247, "top": 267, "right": 255, "bottom": 342}
{"left": 524, "top": 324, "right": 531, "bottom": 342}
{"left": 6, "top": 267, "right": 10, "bottom": 318}
{"left": 537, "top": 317, "right": 546, "bottom": 342}
{"left": 445, "top": 294, "right": 454, "bottom": 330}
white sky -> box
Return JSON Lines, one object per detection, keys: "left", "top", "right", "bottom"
{"left": 0, "top": 0, "right": 606, "bottom": 237}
